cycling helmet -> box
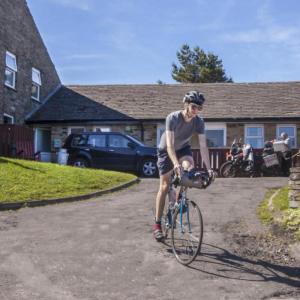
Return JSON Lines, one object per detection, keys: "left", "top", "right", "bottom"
{"left": 183, "top": 91, "right": 205, "bottom": 106}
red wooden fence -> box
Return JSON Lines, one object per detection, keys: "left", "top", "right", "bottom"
{"left": 0, "top": 125, "right": 34, "bottom": 159}
{"left": 192, "top": 148, "right": 229, "bottom": 171}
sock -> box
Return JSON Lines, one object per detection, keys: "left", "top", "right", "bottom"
{"left": 155, "top": 219, "right": 161, "bottom": 225}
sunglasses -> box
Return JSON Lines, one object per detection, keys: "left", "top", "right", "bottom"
{"left": 190, "top": 104, "right": 203, "bottom": 110}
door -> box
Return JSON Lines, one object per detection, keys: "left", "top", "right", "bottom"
{"left": 87, "top": 134, "right": 110, "bottom": 168}
{"left": 107, "top": 134, "right": 137, "bottom": 170}
{"left": 35, "top": 128, "right": 51, "bottom": 152}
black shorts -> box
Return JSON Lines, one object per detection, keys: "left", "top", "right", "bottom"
{"left": 157, "top": 145, "right": 192, "bottom": 176}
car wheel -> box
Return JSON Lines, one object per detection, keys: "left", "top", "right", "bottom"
{"left": 73, "top": 157, "right": 90, "bottom": 168}
{"left": 141, "top": 159, "right": 158, "bottom": 177}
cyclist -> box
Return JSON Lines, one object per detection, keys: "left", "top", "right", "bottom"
{"left": 153, "top": 90, "right": 213, "bottom": 241}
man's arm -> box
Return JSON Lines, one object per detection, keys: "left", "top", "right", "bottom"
{"left": 166, "top": 130, "right": 183, "bottom": 177}
{"left": 198, "top": 134, "right": 211, "bottom": 170}
{"left": 166, "top": 130, "right": 180, "bottom": 168}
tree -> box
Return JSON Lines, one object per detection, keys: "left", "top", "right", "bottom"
{"left": 172, "top": 44, "right": 233, "bottom": 83}
{"left": 156, "top": 79, "right": 165, "bottom": 85}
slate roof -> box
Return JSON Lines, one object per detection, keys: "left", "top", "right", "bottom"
{"left": 26, "top": 82, "right": 300, "bottom": 124}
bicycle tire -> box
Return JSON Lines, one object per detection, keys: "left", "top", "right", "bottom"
{"left": 171, "top": 200, "right": 203, "bottom": 265}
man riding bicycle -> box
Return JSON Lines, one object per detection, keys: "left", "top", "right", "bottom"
{"left": 153, "top": 90, "right": 213, "bottom": 242}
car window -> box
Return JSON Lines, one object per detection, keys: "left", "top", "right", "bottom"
{"left": 88, "top": 135, "right": 106, "bottom": 147}
{"left": 108, "top": 135, "right": 130, "bottom": 148}
{"left": 71, "top": 135, "right": 88, "bottom": 147}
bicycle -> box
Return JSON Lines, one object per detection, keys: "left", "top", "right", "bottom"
{"left": 161, "top": 170, "right": 214, "bottom": 265}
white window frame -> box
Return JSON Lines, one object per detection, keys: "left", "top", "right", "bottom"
{"left": 4, "top": 51, "right": 17, "bottom": 89}
{"left": 67, "top": 127, "right": 86, "bottom": 135}
{"left": 244, "top": 124, "right": 264, "bottom": 148}
{"left": 205, "top": 123, "right": 227, "bottom": 148}
{"left": 156, "top": 123, "right": 165, "bottom": 146}
{"left": 3, "top": 113, "right": 14, "bottom": 124}
{"left": 31, "top": 68, "right": 41, "bottom": 101}
{"left": 93, "top": 126, "right": 111, "bottom": 132}
{"left": 276, "top": 124, "right": 297, "bottom": 148}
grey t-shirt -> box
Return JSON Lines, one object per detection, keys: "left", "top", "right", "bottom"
{"left": 158, "top": 111, "right": 205, "bottom": 150}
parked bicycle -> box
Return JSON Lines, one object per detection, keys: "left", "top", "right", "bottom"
{"left": 161, "top": 170, "right": 214, "bottom": 265}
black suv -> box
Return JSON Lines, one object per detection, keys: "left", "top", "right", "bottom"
{"left": 63, "top": 132, "right": 158, "bottom": 177}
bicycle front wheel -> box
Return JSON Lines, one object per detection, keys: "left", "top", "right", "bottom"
{"left": 171, "top": 200, "right": 203, "bottom": 265}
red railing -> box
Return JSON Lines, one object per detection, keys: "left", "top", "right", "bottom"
{"left": 192, "top": 148, "right": 230, "bottom": 171}
{"left": 0, "top": 125, "right": 34, "bottom": 159}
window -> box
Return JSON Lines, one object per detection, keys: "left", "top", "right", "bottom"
{"left": 205, "top": 123, "right": 226, "bottom": 148}
{"left": 88, "top": 135, "right": 106, "bottom": 147}
{"left": 93, "top": 126, "right": 111, "bottom": 132}
{"left": 31, "top": 68, "right": 41, "bottom": 101}
{"left": 4, "top": 51, "right": 17, "bottom": 89}
{"left": 68, "top": 127, "right": 86, "bottom": 135}
{"left": 277, "top": 125, "right": 297, "bottom": 148}
{"left": 108, "top": 135, "right": 130, "bottom": 148}
{"left": 245, "top": 125, "right": 264, "bottom": 148}
{"left": 3, "top": 113, "right": 14, "bottom": 124}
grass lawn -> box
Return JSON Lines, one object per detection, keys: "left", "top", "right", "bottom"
{"left": 257, "top": 186, "right": 300, "bottom": 241}
{"left": 0, "top": 157, "right": 136, "bottom": 203}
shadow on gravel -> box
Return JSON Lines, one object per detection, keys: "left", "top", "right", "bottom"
{"left": 187, "top": 244, "right": 300, "bottom": 288}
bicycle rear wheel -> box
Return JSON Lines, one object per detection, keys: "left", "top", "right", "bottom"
{"left": 171, "top": 200, "right": 203, "bottom": 265}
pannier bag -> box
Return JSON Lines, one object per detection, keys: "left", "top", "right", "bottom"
{"left": 273, "top": 141, "right": 288, "bottom": 152}
{"left": 177, "top": 170, "right": 210, "bottom": 189}
{"left": 263, "top": 153, "right": 279, "bottom": 167}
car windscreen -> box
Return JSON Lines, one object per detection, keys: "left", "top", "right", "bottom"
{"left": 126, "top": 135, "right": 145, "bottom": 146}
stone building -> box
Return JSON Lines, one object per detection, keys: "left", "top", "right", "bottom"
{"left": 0, "top": 0, "right": 61, "bottom": 151}
{"left": 1, "top": 1, "right": 300, "bottom": 160}
{"left": 26, "top": 82, "right": 300, "bottom": 156}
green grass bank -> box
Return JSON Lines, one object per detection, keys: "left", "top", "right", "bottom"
{"left": 0, "top": 157, "right": 136, "bottom": 203}
{"left": 257, "top": 186, "right": 300, "bottom": 241}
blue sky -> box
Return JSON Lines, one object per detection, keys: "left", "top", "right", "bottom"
{"left": 27, "top": 0, "right": 300, "bottom": 85}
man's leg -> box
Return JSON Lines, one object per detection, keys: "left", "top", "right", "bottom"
{"left": 155, "top": 170, "right": 172, "bottom": 222}
{"left": 179, "top": 155, "right": 195, "bottom": 171}
{"left": 153, "top": 170, "right": 172, "bottom": 241}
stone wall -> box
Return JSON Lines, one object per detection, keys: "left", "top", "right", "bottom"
{"left": 0, "top": 0, "right": 60, "bottom": 124}
{"left": 45, "top": 121, "right": 300, "bottom": 151}
{"left": 289, "top": 155, "right": 300, "bottom": 208}
{"left": 49, "top": 123, "right": 158, "bottom": 151}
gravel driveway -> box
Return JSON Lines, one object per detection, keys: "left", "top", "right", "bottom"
{"left": 0, "top": 177, "right": 299, "bottom": 300}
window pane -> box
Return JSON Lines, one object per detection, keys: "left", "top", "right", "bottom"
{"left": 278, "top": 126, "right": 296, "bottom": 147}
{"left": 247, "top": 127, "right": 262, "bottom": 137}
{"left": 31, "top": 83, "right": 40, "bottom": 99}
{"left": 88, "top": 135, "right": 106, "bottom": 147}
{"left": 108, "top": 135, "right": 130, "bottom": 148}
{"left": 278, "top": 127, "right": 295, "bottom": 137}
{"left": 205, "top": 129, "right": 224, "bottom": 147}
{"left": 4, "top": 68, "right": 15, "bottom": 87}
{"left": 6, "top": 52, "right": 17, "bottom": 71}
{"left": 246, "top": 138, "right": 263, "bottom": 148}
{"left": 32, "top": 68, "right": 41, "bottom": 85}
